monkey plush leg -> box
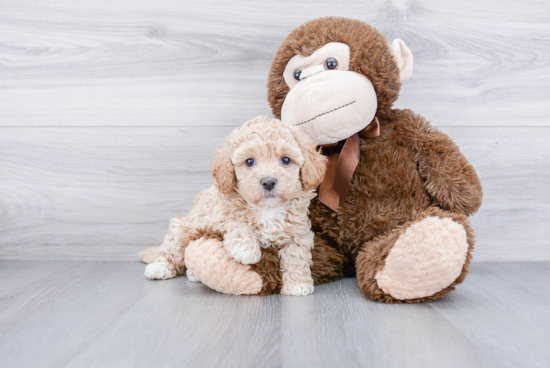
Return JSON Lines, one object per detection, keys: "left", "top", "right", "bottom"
{"left": 310, "top": 236, "right": 345, "bottom": 286}
{"left": 184, "top": 235, "right": 345, "bottom": 296}
{"left": 356, "top": 207, "right": 474, "bottom": 303}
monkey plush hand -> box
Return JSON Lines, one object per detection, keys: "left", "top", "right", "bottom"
{"left": 185, "top": 17, "right": 483, "bottom": 303}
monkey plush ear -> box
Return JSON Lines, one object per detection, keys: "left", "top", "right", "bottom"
{"left": 211, "top": 146, "right": 236, "bottom": 194}
{"left": 390, "top": 39, "right": 414, "bottom": 82}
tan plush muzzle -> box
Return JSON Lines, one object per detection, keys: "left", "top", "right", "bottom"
{"left": 281, "top": 70, "right": 377, "bottom": 146}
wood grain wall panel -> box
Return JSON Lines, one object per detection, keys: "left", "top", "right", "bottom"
{"left": 1, "top": 0, "right": 549, "bottom": 127}
{"left": 1, "top": 0, "right": 548, "bottom": 260}
{"left": 1, "top": 126, "right": 548, "bottom": 261}
{"left": 0, "top": 126, "right": 232, "bottom": 260}
{"left": 441, "top": 127, "right": 550, "bottom": 261}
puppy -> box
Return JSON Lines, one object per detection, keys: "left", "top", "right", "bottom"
{"left": 140, "top": 116, "right": 326, "bottom": 295}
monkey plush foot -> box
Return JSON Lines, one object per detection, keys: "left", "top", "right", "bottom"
{"left": 374, "top": 216, "right": 469, "bottom": 300}
{"left": 356, "top": 208, "right": 475, "bottom": 303}
{"left": 185, "top": 238, "right": 263, "bottom": 295}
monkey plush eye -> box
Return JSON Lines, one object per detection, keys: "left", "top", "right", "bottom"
{"left": 281, "top": 157, "right": 291, "bottom": 165}
{"left": 294, "top": 70, "right": 302, "bottom": 81}
{"left": 245, "top": 158, "right": 255, "bottom": 167}
{"left": 325, "top": 58, "right": 338, "bottom": 70}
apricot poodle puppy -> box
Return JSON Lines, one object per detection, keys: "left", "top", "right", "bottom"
{"left": 140, "top": 116, "right": 326, "bottom": 296}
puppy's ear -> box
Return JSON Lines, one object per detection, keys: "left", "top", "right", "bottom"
{"left": 211, "top": 145, "right": 235, "bottom": 194}
{"left": 292, "top": 127, "right": 327, "bottom": 191}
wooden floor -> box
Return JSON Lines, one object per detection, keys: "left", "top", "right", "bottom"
{"left": 0, "top": 261, "right": 548, "bottom": 368}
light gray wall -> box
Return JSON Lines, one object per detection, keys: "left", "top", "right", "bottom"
{"left": 1, "top": 0, "right": 549, "bottom": 261}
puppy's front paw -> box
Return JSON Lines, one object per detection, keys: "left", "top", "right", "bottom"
{"left": 145, "top": 262, "right": 176, "bottom": 280}
{"left": 223, "top": 239, "right": 261, "bottom": 264}
{"left": 281, "top": 281, "right": 314, "bottom": 296}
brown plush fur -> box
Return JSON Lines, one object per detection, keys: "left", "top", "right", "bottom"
{"left": 249, "top": 247, "right": 282, "bottom": 296}
{"left": 310, "top": 236, "right": 345, "bottom": 286}
{"left": 355, "top": 207, "right": 475, "bottom": 304}
{"left": 260, "top": 17, "right": 483, "bottom": 303}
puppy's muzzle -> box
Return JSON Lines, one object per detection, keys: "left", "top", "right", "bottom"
{"left": 260, "top": 177, "right": 277, "bottom": 191}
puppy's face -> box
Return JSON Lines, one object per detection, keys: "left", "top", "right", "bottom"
{"left": 211, "top": 117, "right": 327, "bottom": 207}
{"left": 232, "top": 138, "right": 304, "bottom": 207}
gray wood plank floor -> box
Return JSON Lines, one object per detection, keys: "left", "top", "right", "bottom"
{"left": 0, "top": 261, "right": 548, "bottom": 368}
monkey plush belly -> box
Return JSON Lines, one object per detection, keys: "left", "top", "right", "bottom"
{"left": 310, "top": 120, "right": 433, "bottom": 260}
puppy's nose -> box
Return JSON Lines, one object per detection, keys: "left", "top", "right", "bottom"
{"left": 260, "top": 177, "right": 277, "bottom": 191}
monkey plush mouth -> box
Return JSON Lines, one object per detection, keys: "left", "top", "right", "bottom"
{"left": 295, "top": 101, "right": 356, "bottom": 127}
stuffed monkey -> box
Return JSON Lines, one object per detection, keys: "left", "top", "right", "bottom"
{"left": 185, "top": 17, "right": 482, "bottom": 303}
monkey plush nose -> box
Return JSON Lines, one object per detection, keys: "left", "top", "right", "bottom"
{"left": 261, "top": 177, "right": 277, "bottom": 191}
{"left": 299, "top": 64, "right": 325, "bottom": 80}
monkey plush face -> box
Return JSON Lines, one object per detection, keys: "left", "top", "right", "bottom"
{"left": 281, "top": 42, "right": 378, "bottom": 145}
{"left": 267, "top": 17, "right": 414, "bottom": 145}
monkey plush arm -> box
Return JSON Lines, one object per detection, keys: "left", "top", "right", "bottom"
{"left": 407, "top": 111, "right": 483, "bottom": 216}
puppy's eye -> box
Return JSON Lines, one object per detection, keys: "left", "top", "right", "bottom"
{"left": 281, "top": 157, "right": 291, "bottom": 166}
{"left": 325, "top": 58, "right": 338, "bottom": 70}
{"left": 294, "top": 70, "right": 302, "bottom": 81}
{"left": 245, "top": 158, "right": 255, "bottom": 167}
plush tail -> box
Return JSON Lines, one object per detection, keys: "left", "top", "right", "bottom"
{"left": 139, "top": 246, "right": 161, "bottom": 264}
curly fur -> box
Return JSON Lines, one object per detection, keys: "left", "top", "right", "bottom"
{"left": 140, "top": 116, "right": 327, "bottom": 296}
